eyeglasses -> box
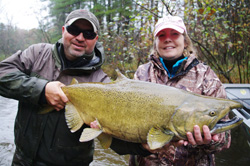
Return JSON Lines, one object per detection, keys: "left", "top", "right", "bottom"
{"left": 66, "top": 25, "right": 97, "bottom": 40}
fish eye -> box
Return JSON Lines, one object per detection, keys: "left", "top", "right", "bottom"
{"left": 209, "top": 111, "right": 216, "bottom": 116}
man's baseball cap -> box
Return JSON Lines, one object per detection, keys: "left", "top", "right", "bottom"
{"left": 65, "top": 9, "right": 100, "bottom": 32}
{"left": 154, "top": 15, "right": 187, "bottom": 37}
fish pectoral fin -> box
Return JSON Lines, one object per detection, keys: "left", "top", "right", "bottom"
{"left": 97, "top": 133, "right": 112, "bottom": 149}
{"left": 80, "top": 128, "right": 103, "bottom": 142}
{"left": 65, "top": 102, "right": 84, "bottom": 132}
{"left": 147, "top": 126, "right": 174, "bottom": 150}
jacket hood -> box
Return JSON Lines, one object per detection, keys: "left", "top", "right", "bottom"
{"left": 53, "top": 39, "right": 105, "bottom": 75}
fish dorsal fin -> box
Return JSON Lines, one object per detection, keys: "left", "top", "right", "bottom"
{"left": 147, "top": 126, "right": 175, "bottom": 150}
{"left": 80, "top": 128, "right": 103, "bottom": 142}
{"left": 65, "top": 102, "right": 84, "bottom": 132}
{"left": 97, "top": 133, "right": 112, "bottom": 149}
{"left": 115, "top": 69, "right": 129, "bottom": 82}
{"left": 70, "top": 78, "right": 79, "bottom": 85}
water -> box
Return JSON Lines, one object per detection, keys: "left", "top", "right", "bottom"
{"left": 215, "top": 123, "right": 250, "bottom": 165}
{"left": 0, "top": 96, "right": 249, "bottom": 166}
{"left": 0, "top": 96, "right": 17, "bottom": 165}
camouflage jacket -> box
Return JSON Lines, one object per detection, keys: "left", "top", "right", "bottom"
{"left": 130, "top": 54, "right": 230, "bottom": 166}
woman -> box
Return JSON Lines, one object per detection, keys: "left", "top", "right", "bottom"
{"left": 129, "top": 15, "right": 230, "bottom": 166}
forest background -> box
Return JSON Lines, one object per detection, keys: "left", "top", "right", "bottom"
{"left": 0, "top": 0, "right": 249, "bottom": 83}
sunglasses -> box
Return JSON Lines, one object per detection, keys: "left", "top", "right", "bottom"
{"left": 66, "top": 25, "right": 97, "bottom": 40}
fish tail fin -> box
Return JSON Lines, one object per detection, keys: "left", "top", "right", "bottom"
{"left": 38, "top": 105, "right": 55, "bottom": 114}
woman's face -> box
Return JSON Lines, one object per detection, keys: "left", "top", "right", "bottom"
{"left": 155, "top": 28, "right": 186, "bottom": 60}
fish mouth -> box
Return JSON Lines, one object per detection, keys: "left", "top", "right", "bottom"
{"left": 210, "top": 116, "right": 243, "bottom": 134}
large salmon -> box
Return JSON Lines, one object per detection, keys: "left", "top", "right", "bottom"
{"left": 55, "top": 70, "right": 243, "bottom": 150}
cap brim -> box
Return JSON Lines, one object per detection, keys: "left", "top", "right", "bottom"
{"left": 154, "top": 25, "right": 184, "bottom": 37}
{"left": 67, "top": 17, "right": 97, "bottom": 32}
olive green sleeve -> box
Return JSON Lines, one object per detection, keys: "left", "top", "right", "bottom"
{"left": 0, "top": 47, "right": 49, "bottom": 104}
{"left": 0, "top": 71, "right": 48, "bottom": 104}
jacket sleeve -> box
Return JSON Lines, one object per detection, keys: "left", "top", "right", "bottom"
{"left": 0, "top": 46, "right": 48, "bottom": 104}
{"left": 110, "top": 138, "right": 151, "bottom": 156}
{"left": 134, "top": 63, "right": 152, "bottom": 82}
{"left": 202, "top": 66, "right": 227, "bottom": 98}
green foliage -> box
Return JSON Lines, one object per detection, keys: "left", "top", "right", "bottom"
{"left": 0, "top": 23, "right": 48, "bottom": 59}
{"left": 99, "top": 0, "right": 157, "bottom": 78}
{"left": 0, "top": 54, "right": 5, "bottom": 61}
{"left": 1, "top": 0, "right": 249, "bottom": 83}
{"left": 185, "top": 0, "right": 250, "bottom": 83}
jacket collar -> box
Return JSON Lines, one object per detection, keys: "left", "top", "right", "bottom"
{"left": 150, "top": 54, "right": 199, "bottom": 78}
{"left": 159, "top": 56, "right": 188, "bottom": 78}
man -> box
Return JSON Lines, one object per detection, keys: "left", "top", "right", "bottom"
{"left": 0, "top": 9, "right": 151, "bottom": 166}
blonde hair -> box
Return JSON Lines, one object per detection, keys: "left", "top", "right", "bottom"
{"left": 152, "top": 32, "right": 196, "bottom": 58}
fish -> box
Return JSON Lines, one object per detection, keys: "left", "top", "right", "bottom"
{"left": 42, "top": 70, "right": 243, "bottom": 150}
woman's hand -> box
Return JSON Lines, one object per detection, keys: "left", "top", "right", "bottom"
{"left": 186, "top": 125, "right": 219, "bottom": 146}
{"left": 90, "top": 122, "right": 218, "bottom": 151}
{"left": 143, "top": 125, "right": 219, "bottom": 153}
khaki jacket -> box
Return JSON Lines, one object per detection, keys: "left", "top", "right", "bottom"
{"left": 131, "top": 55, "right": 230, "bottom": 166}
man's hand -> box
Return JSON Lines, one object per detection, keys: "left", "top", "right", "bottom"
{"left": 45, "top": 81, "right": 68, "bottom": 111}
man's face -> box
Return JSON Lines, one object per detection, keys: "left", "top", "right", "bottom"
{"left": 62, "top": 19, "right": 98, "bottom": 61}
